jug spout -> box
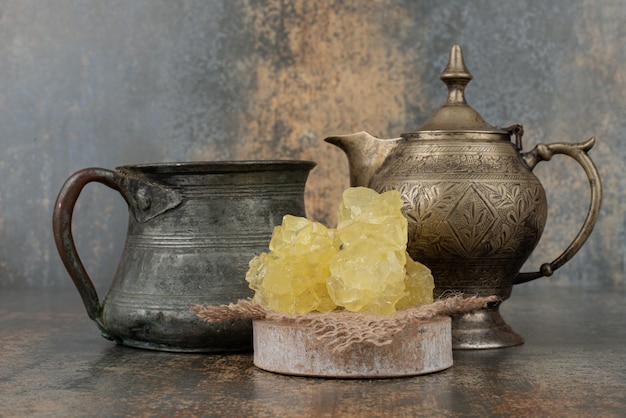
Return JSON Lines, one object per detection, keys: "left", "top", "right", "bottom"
{"left": 324, "top": 131, "right": 401, "bottom": 187}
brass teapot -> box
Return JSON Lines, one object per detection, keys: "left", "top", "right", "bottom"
{"left": 325, "top": 45, "right": 602, "bottom": 349}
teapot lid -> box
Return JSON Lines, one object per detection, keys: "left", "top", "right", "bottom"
{"left": 402, "top": 45, "right": 509, "bottom": 139}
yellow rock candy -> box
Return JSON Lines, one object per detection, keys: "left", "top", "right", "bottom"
{"left": 246, "top": 215, "right": 338, "bottom": 314}
{"left": 336, "top": 187, "right": 407, "bottom": 249}
{"left": 395, "top": 252, "right": 435, "bottom": 310}
{"left": 245, "top": 187, "right": 434, "bottom": 315}
{"left": 327, "top": 239, "right": 407, "bottom": 315}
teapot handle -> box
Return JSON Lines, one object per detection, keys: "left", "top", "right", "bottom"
{"left": 52, "top": 168, "right": 124, "bottom": 336}
{"left": 515, "top": 137, "right": 602, "bottom": 284}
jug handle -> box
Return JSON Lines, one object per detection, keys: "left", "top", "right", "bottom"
{"left": 52, "top": 168, "right": 124, "bottom": 334}
{"left": 515, "top": 137, "right": 602, "bottom": 284}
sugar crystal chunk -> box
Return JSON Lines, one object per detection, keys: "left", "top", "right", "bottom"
{"left": 327, "top": 239, "right": 407, "bottom": 315}
{"left": 246, "top": 215, "right": 338, "bottom": 314}
{"left": 395, "top": 252, "right": 435, "bottom": 310}
{"left": 245, "top": 187, "right": 434, "bottom": 315}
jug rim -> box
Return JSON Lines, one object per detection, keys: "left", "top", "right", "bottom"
{"left": 115, "top": 160, "right": 317, "bottom": 174}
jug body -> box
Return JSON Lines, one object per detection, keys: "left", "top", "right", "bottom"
{"left": 53, "top": 161, "right": 315, "bottom": 352}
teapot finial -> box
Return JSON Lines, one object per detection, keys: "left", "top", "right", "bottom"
{"left": 440, "top": 44, "right": 473, "bottom": 106}
{"left": 403, "top": 44, "right": 505, "bottom": 136}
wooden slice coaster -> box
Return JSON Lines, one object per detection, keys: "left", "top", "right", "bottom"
{"left": 253, "top": 315, "right": 452, "bottom": 378}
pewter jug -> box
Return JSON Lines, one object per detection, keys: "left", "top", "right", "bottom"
{"left": 53, "top": 161, "right": 315, "bottom": 352}
{"left": 325, "top": 45, "right": 601, "bottom": 349}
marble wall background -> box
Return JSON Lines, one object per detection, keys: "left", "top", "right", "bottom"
{"left": 0, "top": 0, "right": 623, "bottom": 290}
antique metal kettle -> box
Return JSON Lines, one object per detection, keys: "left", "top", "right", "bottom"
{"left": 53, "top": 161, "right": 315, "bottom": 352}
{"left": 325, "top": 45, "right": 602, "bottom": 349}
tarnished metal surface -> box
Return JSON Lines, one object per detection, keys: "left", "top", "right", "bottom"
{"left": 1, "top": 286, "right": 625, "bottom": 416}
{"left": 326, "top": 46, "right": 602, "bottom": 348}
{"left": 52, "top": 161, "right": 315, "bottom": 351}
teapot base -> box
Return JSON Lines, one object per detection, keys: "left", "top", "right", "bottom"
{"left": 451, "top": 305, "right": 524, "bottom": 349}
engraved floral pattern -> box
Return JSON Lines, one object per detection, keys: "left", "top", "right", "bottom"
{"left": 389, "top": 181, "right": 547, "bottom": 258}
{"left": 373, "top": 144, "right": 548, "bottom": 293}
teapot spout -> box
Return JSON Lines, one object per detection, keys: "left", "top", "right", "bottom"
{"left": 324, "top": 131, "right": 402, "bottom": 187}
